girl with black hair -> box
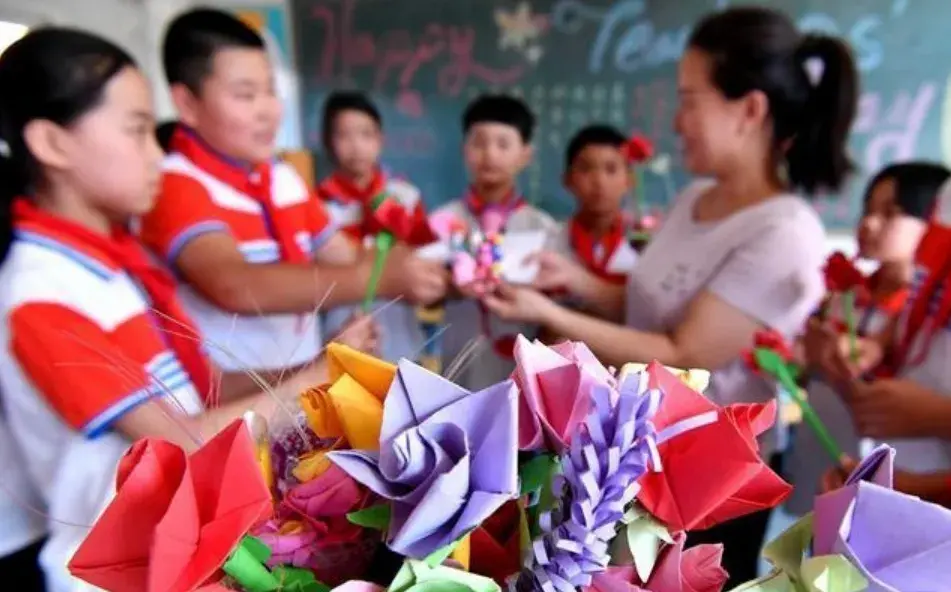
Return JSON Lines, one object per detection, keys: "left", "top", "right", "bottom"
{"left": 0, "top": 28, "right": 324, "bottom": 591}
{"left": 789, "top": 162, "right": 950, "bottom": 516}
{"left": 481, "top": 7, "right": 859, "bottom": 583}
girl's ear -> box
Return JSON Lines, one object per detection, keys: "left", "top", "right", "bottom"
{"left": 23, "top": 119, "right": 74, "bottom": 172}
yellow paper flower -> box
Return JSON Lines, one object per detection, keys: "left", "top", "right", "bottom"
{"left": 300, "top": 343, "right": 396, "bottom": 451}
{"left": 619, "top": 363, "right": 711, "bottom": 393}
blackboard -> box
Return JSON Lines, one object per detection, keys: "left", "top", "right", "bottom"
{"left": 292, "top": 0, "right": 949, "bottom": 230}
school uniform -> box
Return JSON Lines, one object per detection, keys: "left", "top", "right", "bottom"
{"left": 0, "top": 200, "right": 208, "bottom": 592}
{"left": 785, "top": 285, "right": 907, "bottom": 515}
{"left": 435, "top": 190, "right": 561, "bottom": 392}
{"left": 140, "top": 128, "right": 336, "bottom": 372}
{"left": 316, "top": 170, "right": 430, "bottom": 363}
{"left": 0, "top": 414, "right": 46, "bottom": 589}
{"left": 551, "top": 214, "right": 638, "bottom": 285}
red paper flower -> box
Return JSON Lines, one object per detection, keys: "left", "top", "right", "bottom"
{"left": 742, "top": 328, "right": 795, "bottom": 372}
{"left": 469, "top": 500, "right": 524, "bottom": 585}
{"left": 622, "top": 134, "right": 654, "bottom": 164}
{"left": 823, "top": 252, "right": 866, "bottom": 293}
{"left": 69, "top": 420, "right": 272, "bottom": 592}
{"left": 636, "top": 362, "right": 792, "bottom": 532}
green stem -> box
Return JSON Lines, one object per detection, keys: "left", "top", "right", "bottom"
{"left": 364, "top": 231, "right": 395, "bottom": 311}
{"left": 780, "top": 376, "right": 844, "bottom": 464}
{"left": 843, "top": 289, "right": 858, "bottom": 363}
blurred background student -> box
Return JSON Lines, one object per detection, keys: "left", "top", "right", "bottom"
{"left": 483, "top": 7, "right": 858, "bottom": 585}
{"left": 788, "top": 161, "right": 948, "bottom": 515}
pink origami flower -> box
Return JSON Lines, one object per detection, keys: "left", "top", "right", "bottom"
{"left": 588, "top": 533, "right": 727, "bottom": 592}
{"left": 255, "top": 464, "right": 377, "bottom": 585}
{"left": 512, "top": 335, "right": 615, "bottom": 451}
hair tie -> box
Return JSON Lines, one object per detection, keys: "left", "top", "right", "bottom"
{"left": 803, "top": 55, "right": 825, "bottom": 88}
{"left": 0, "top": 138, "right": 9, "bottom": 159}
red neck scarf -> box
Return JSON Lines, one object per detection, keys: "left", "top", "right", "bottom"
{"left": 895, "top": 224, "right": 951, "bottom": 370}
{"left": 569, "top": 215, "right": 627, "bottom": 285}
{"left": 464, "top": 187, "right": 525, "bottom": 230}
{"left": 13, "top": 200, "right": 212, "bottom": 399}
{"left": 171, "top": 127, "right": 307, "bottom": 264}
{"left": 318, "top": 169, "right": 386, "bottom": 205}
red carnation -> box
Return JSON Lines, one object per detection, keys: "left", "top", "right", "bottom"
{"left": 621, "top": 134, "right": 654, "bottom": 164}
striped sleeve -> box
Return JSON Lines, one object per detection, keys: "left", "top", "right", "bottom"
{"left": 307, "top": 195, "right": 338, "bottom": 251}
{"left": 140, "top": 172, "right": 231, "bottom": 264}
{"left": 9, "top": 303, "right": 181, "bottom": 438}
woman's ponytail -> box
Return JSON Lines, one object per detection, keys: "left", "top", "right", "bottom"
{"left": 0, "top": 116, "right": 27, "bottom": 263}
{"left": 786, "top": 34, "right": 860, "bottom": 195}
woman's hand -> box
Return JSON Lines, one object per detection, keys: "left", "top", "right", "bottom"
{"left": 530, "top": 250, "right": 589, "bottom": 294}
{"left": 333, "top": 311, "right": 380, "bottom": 354}
{"left": 481, "top": 283, "right": 558, "bottom": 325}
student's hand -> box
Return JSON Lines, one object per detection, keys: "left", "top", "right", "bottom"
{"left": 333, "top": 311, "right": 380, "bottom": 355}
{"left": 385, "top": 248, "right": 449, "bottom": 306}
{"left": 530, "top": 250, "right": 588, "bottom": 294}
{"left": 481, "top": 283, "right": 557, "bottom": 324}
{"left": 802, "top": 318, "right": 839, "bottom": 371}
{"left": 816, "top": 329, "right": 884, "bottom": 384}
{"left": 820, "top": 456, "right": 857, "bottom": 492}
{"left": 845, "top": 379, "right": 951, "bottom": 439}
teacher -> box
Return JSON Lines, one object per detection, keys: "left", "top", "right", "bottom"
{"left": 483, "top": 6, "right": 858, "bottom": 584}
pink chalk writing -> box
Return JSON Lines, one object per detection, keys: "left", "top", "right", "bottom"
{"left": 853, "top": 82, "right": 937, "bottom": 173}
{"left": 386, "top": 128, "right": 438, "bottom": 156}
{"left": 309, "top": 0, "right": 526, "bottom": 103}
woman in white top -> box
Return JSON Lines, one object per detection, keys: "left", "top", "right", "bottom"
{"left": 483, "top": 6, "right": 858, "bottom": 586}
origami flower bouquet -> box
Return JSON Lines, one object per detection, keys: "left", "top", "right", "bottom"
{"left": 730, "top": 445, "right": 951, "bottom": 591}
{"left": 69, "top": 336, "right": 813, "bottom": 592}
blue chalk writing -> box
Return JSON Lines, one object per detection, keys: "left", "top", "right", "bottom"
{"left": 552, "top": 0, "right": 891, "bottom": 74}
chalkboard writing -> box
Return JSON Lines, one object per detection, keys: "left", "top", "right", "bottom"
{"left": 293, "top": 0, "right": 949, "bottom": 229}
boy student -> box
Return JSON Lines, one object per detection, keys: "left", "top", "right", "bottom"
{"left": 141, "top": 9, "right": 446, "bottom": 377}
{"left": 436, "top": 94, "right": 560, "bottom": 390}
{"left": 316, "top": 91, "right": 437, "bottom": 363}
{"left": 552, "top": 124, "right": 638, "bottom": 289}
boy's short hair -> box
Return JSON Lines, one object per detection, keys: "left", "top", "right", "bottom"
{"left": 163, "top": 8, "right": 264, "bottom": 92}
{"left": 867, "top": 162, "right": 951, "bottom": 221}
{"left": 321, "top": 91, "right": 383, "bottom": 156}
{"left": 565, "top": 124, "right": 627, "bottom": 169}
{"left": 462, "top": 94, "right": 535, "bottom": 143}
{"left": 156, "top": 120, "right": 178, "bottom": 154}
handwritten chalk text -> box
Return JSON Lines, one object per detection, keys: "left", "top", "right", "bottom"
{"left": 552, "top": 0, "right": 899, "bottom": 74}
{"left": 308, "top": 0, "right": 525, "bottom": 98}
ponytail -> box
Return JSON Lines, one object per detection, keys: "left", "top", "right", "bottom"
{"left": 787, "top": 35, "right": 859, "bottom": 195}
{"left": 0, "top": 117, "right": 28, "bottom": 263}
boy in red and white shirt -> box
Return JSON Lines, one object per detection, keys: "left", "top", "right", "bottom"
{"left": 140, "top": 10, "right": 447, "bottom": 375}
{"left": 316, "top": 92, "right": 441, "bottom": 363}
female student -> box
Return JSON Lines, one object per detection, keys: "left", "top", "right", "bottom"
{"left": 787, "top": 162, "right": 949, "bottom": 515}
{"left": 483, "top": 6, "right": 859, "bottom": 584}
{"left": 0, "top": 28, "right": 322, "bottom": 591}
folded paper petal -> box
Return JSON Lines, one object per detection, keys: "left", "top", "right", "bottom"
{"left": 301, "top": 344, "right": 397, "bottom": 450}
{"left": 330, "top": 360, "right": 519, "bottom": 559}
{"left": 334, "top": 581, "right": 385, "bottom": 592}
{"left": 389, "top": 560, "right": 501, "bottom": 592}
{"left": 648, "top": 533, "right": 727, "bottom": 592}
{"left": 69, "top": 420, "right": 272, "bottom": 592}
{"left": 513, "top": 335, "right": 614, "bottom": 451}
{"left": 619, "top": 363, "right": 711, "bottom": 394}
{"left": 636, "top": 362, "right": 792, "bottom": 532}
{"left": 469, "top": 500, "right": 525, "bottom": 584}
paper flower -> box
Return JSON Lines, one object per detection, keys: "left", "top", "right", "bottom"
{"left": 591, "top": 533, "right": 727, "bottom": 592}
{"left": 329, "top": 360, "right": 520, "bottom": 559}
{"left": 513, "top": 335, "right": 616, "bottom": 452}
{"left": 635, "top": 362, "right": 792, "bottom": 532}
{"left": 390, "top": 560, "right": 501, "bottom": 592}
{"left": 811, "top": 445, "right": 951, "bottom": 590}
{"left": 469, "top": 500, "right": 527, "bottom": 585}
{"left": 254, "top": 464, "right": 376, "bottom": 585}
{"left": 301, "top": 343, "right": 397, "bottom": 452}
{"left": 369, "top": 178, "right": 437, "bottom": 246}
{"left": 69, "top": 420, "right": 272, "bottom": 592}
{"left": 333, "top": 582, "right": 384, "bottom": 592}
{"left": 823, "top": 252, "right": 866, "bottom": 294}
{"left": 517, "top": 372, "right": 664, "bottom": 592}
{"left": 731, "top": 514, "right": 868, "bottom": 592}
{"left": 622, "top": 135, "right": 655, "bottom": 164}
{"left": 619, "top": 363, "right": 710, "bottom": 394}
